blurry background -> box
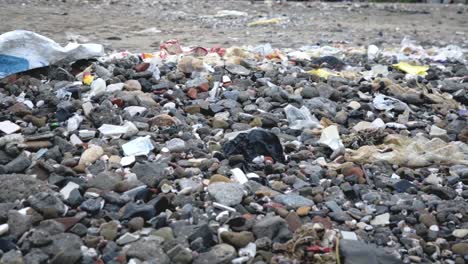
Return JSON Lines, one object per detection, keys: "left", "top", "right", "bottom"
{"left": 0, "top": 0, "right": 466, "bottom": 51}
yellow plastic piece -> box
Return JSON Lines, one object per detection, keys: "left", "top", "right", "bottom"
{"left": 82, "top": 73, "right": 94, "bottom": 86}
{"left": 393, "top": 62, "right": 429, "bottom": 76}
{"left": 247, "top": 18, "right": 282, "bottom": 27}
{"left": 307, "top": 68, "right": 338, "bottom": 79}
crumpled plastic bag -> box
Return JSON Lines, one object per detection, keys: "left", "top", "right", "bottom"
{"left": 223, "top": 129, "right": 285, "bottom": 163}
{"left": 284, "top": 105, "right": 321, "bottom": 130}
{"left": 345, "top": 134, "right": 468, "bottom": 168}
{"left": 0, "top": 30, "right": 104, "bottom": 78}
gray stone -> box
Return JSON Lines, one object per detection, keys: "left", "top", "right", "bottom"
{"left": 226, "top": 64, "right": 250, "bottom": 76}
{"left": 1, "top": 153, "right": 31, "bottom": 173}
{"left": 0, "top": 250, "right": 24, "bottom": 264}
{"left": 304, "top": 97, "right": 338, "bottom": 116}
{"left": 87, "top": 172, "right": 121, "bottom": 191}
{"left": 325, "top": 201, "right": 343, "bottom": 213}
{"left": 79, "top": 198, "right": 103, "bottom": 214}
{"left": 339, "top": 239, "right": 402, "bottom": 264}
{"left": 27, "top": 192, "right": 66, "bottom": 218}
{"left": 23, "top": 249, "right": 49, "bottom": 264}
{"left": 7, "top": 211, "right": 31, "bottom": 239}
{"left": 273, "top": 193, "right": 314, "bottom": 209}
{"left": 207, "top": 182, "right": 244, "bottom": 206}
{"left": 252, "top": 216, "right": 292, "bottom": 243}
{"left": 126, "top": 237, "right": 170, "bottom": 263}
{"left": 329, "top": 212, "right": 353, "bottom": 223}
{"left": 41, "top": 233, "right": 82, "bottom": 264}
{"left": 193, "top": 243, "right": 236, "bottom": 264}
{"left": 165, "top": 138, "right": 186, "bottom": 152}
{"left": 0, "top": 175, "right": 51, "bottom": 203}
{"left": 301, "top": 86, "right": 319, "bottom": 98}
{"left": 132, "top": 162, "right": 167, "bottom": 187}
{"left": 100, "top": 221, "right": 119, "bottom": 241}
{"left": 167, "top": 244, "right": 193, "bottom": 264}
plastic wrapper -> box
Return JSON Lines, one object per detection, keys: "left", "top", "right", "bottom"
{"left": 0, "top": 30, "right": 104, "bottom": 78}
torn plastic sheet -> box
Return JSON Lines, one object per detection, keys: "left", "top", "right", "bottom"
{"left": 0, "top": 30, "right": 104, "bottom": 78}
{"left": 373, "top": 94, "right": 409, "bottom": 111}
{"left": 284, "top": 105, "right": 321, "bottom": 130}
{"left": 345, "top": 134, "right": 468, "bottom": 168}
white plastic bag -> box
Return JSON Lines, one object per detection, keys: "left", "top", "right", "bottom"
{"left": 0, "top": 30, "right": 104, "bottom": 78}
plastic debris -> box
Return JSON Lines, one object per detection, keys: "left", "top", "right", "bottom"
{"left": 307, "top": 68, "right": 338, "bottom": 79}
{"left": 346, "top": 134, "right": 468, "bottom": 167}
{"left": 393, "top": 61, "right": 429, "bottom": 76}
{"left": 284, "top": 105, "right": 321, "bottom": 130}
{"left": 122, "top": 136, "right": 154, "bottom": 156}
{"left": 247, "top": 18, "right": 283, "bottom": 27}
{"left": 0, "top": 121, "right": 21, "bottom": 134}
{"left": 215, "top": 10, "right": 248, "bottom": 18}
{"left": 0, "top": 30, "right": 104, "bottom": 78}
{"left": 319, "top": 125, "right": 344, "bottom": 152}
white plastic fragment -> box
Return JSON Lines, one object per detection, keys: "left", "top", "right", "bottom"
{"left": 239, "top": 242, "right": 256, "bottom": 258}
{"left": 124, "top": 106, "right": 147, "bottom": 117}
{"left": 122, "top": 136, "right": 154, "bottom": 156}
{"left": 89, "top": 78, "right": 106, "bottom": 98}
{"left": 352, "top": 118, "right": 385, "bottom": 132}
{"left": 67, "top": 114, "right": 83, "bottom": 132}
{"left": 0, "top": 224, "right": 9, "bottom": 236}
{"left": 213, "top": 202, "right": 236, "bottom": 213}
{"left": 0, "top": 120, "right": 21, "bottom": 134}
{"left": 215, "top": 10, "right": 248, "bottom": 17}
{"left": 373, "top": 94, "right": 407, "bottom": 111}
{"left": 318, "top": 125, "right": 344, "bottom": 151}
{"left": 106, "top": 83, "right": 125, "bottom": 93}
{"left": 70, "top": 134, "right": 82, "bottom": 146}
{"left": 120, "top": 156, "right": 136, "bottom": 167}
{"left": 231, "top": 168, "right": 248, "bottom": 184}
{"left": 98, "top": 124, "right": 129, "bottom": 137}
{"left": 82, "top": 102, "right": 94, "bottom": 117}
{"left": 367, "top": 44, "right": 380, "bottom": 60}
{"left": 341, "top": 231, "right": 358, "bottom": 240}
